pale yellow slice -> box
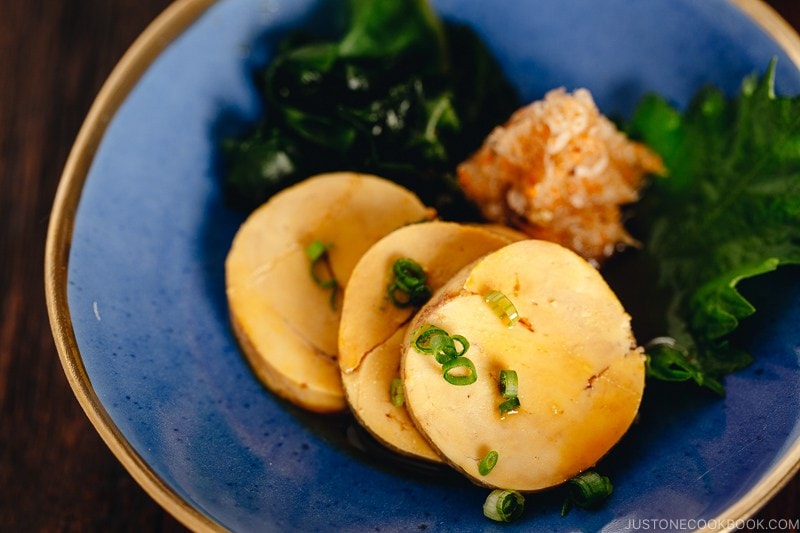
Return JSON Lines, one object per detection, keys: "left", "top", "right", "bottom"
{"left": 226, "top": 172, "right": 433, "bottom": 413}
{"left": 402, "top": 239, "right": 645, "bottom": 490}
{"left": 339, "top": 221, "right": 521, "bottom": 461}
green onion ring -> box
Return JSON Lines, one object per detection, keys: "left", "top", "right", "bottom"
{"left": 478, "top": 450, "right": 499, "bottom": 476}
{"left": 499, "top": 396, "right": 521, "bottom": 416}
{"left": 499, "top": 370, "right": 519, "bottom": 398}
{"left": 389, "top": 283, "right": 431, "bottom": 308}
{"left": 387, "top": 282, "right": 412, "bottom": 307}
{"left": 431, "top": 333, "right": 458, "bottom": 364}
{"left": 441, "top": 356, "right": 477, "bottom": 385}
{"left": 450, "top": 335, "right": 469, "bottom": 357}
{"left": 306, "top": 240, "right": 335, "bottom": 286}
{"left": 305, "top": 239, "right": 338, "bottom": 308}
{"left": 483, "top": 489, "right": 525, "bottom": 523}
{"left": 392, "top": 258, "right": 426, "bottom": 290}
{"left": 388, "top": 258, "right": 431, "bottom": 308}
{"left": 412, "top": 326, "right": 475, "bottom": 383}
{"left": 389, "top": 378, "right": 404, "bottom": 407}
{"left": 392, "top": 275, "right": 417, "bottom": 293}
{"left": 568, "top": 470, "right": 613, "bottom": 508}
{"left": 305, "top": 239, "right": 328, "bottom": 262}
{"left": 412, "top": 325, "right": 449, "bottom": 354}
{"left": 484, "top": 290, "right": 520, "bottom": 327}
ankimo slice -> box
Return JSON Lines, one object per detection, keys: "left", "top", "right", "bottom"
{"left": 339, "top": 221, "right": 521, "bottom": 461}
{"left": 226, "top": 172, "right": 434, "bottom": 413}
{"left": 401, "top": 239, "right": 645, "bottom": 490}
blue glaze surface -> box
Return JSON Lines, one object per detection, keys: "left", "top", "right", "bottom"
{"left": 67, "top": 0, "right": 800, "bottom": 530}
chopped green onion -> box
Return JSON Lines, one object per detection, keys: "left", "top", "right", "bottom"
{"left": 305, "top": 239, "right": 339, "bottom": 309}
{"left": 499, "top": 370, "right": 518, "bottom": 398}
{"left": 484, "top": 290, "right": 519, "bottom": 327}
{"left": 498, "top": 371, "right": 520, "bottom": 417}
{"left": 478, "top": 450, "right": 499, "bottom": 476}
{"left": 441, "top": 356, "right": 477, "bottom": 385}
{"left": 387, "top": 258, "right": 431, "bottom": 308}
{"left": 304, "top": 239, "right": 329, "bottom": 263}
{"left": 560, "top": 470, "right": 614, "bottom": 516}
{"left": 412, "top": 325, "right": 475, "bottom": 385}
{"left": 412, "top": 324, "right": 460, "bottom": 364}
{"left": 390, "top": 378, "right": 404, "bottom": 407}
{"left": 412, "top": 324, "right": 449, "bottom": 354}
{"left": 431, "top": 333, "right": 458, "bottom": 364}
{"left": 392, "top": 258, "right": 426, "bottom": 289}
{"left": 499, "top": 396, "right": 520, "bottom": 417}
{"left": 483, "top": 489, "right": 525, "bottom": 523}
{"left": 388, "top": 283, "right": 431, "bottom": 307}
{"left": 450, "top": 335, "right": 469, "bottom": 357}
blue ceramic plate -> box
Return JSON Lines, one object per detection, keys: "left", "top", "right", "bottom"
{"left": 47, "top": 0, "right": 800, "bottom": 531}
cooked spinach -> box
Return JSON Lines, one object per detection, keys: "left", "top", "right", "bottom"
{"left": 223, "top": 0, "right": 519, "bottom": 218}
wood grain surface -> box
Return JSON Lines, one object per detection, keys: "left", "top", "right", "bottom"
{"left": 1, "top": 1, "right": 797, "bottom": 531}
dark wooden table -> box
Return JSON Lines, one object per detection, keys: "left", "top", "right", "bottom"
{"left": 1, "top": 1, "right": 798, "bottom": 531}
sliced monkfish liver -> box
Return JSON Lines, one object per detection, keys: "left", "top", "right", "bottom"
{"left": 402, "top": 239, "right": 645, "bottom": 489}
{"left": 339, "top": 221, "right": 521, "bottom": 460}
{"left": 226, "top": 172, "right": 433, "bottom": 413}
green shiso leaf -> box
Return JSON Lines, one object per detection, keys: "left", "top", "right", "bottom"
{"left": 628, "top": 59, "right": 800, "bottom": 392}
